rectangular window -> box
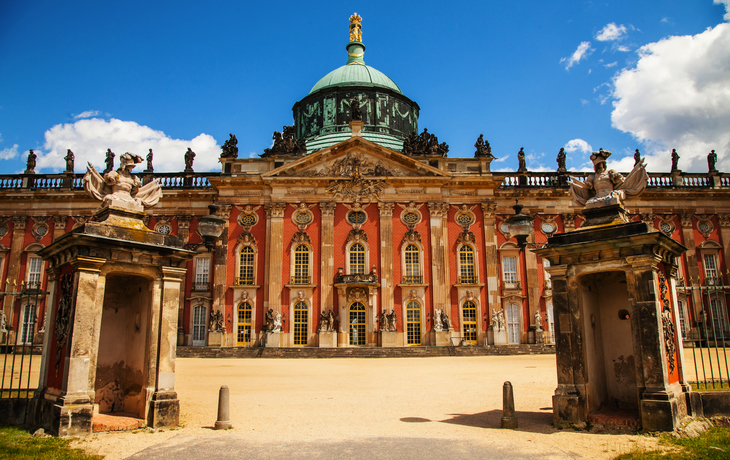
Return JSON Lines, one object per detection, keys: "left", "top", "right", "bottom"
{"left": 503, "top": 256, "right": 517, "bottom": 286}
{"left": 543, "top": 259, "right": 552, "bottom": 289}
{"left": 238, "top": 247, "right": 255, "bottom": 285}
{"left": 21, "top": 304, "right": 37, "bottom": 344}
{"left": 27, "top": 256, "right": 43, "bottom": 287}
{"left": 704, "top": 254, "right": 718, "bottom": 280}
{"left": 194, "top": 258, "right": 210, "bottom": 290}
{"left": 710, "top": 297, "right": 728, "bottom": 337}
{"left": 677, "top": 300, "right": 688, "bottom": 337}
{"left": 506, "top": 303, "right": 521, "bottom": 344}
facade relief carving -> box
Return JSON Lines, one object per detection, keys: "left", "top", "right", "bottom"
{"left": 300, "top": 152, "right": 412, "bottom": 178}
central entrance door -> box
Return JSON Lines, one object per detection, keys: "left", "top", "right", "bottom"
{"left": 349, "top": 302, "right": 366, "bottom": 346}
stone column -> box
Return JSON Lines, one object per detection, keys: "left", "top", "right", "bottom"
{"left": 175, "top": 215, "right": 192, "bottom": 345}
{"left": 3, "top": 217, "right": 27, "bottom": 315}
{"left": 679, "top": 213, "right": 702, "bottom": 316}
{"left": 440, "top": 203, "right": 452, "bottom": 315}
{"left": 481, "top": 202, "right": 499, "bottom": 344}
{"left": 212, "top": 205, "right": 231, "bottom": 345}
{"left": 525, "top": 218, "right": 541, "bottom": 336}
{"left": 378, "top": 202, "right": 394, "bottom": 341}
{"left": 718, "top": 214, "right": 730, "bottom": 282}
{"left": 319, "top": 203, "right": 336, "bottom": 313}
{"left": 427, "top": 202, "right": 449, "bottom": 322}
{"left": 265, "top": 203, "right": 286, "bottom": 322}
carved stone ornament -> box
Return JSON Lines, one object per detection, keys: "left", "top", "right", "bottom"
{"left": 154, "top": 216, "right": 172, "bottom": 235}
{"left": 220, "top": 133, "right": 239, "bottom": 159}
{"left": 326, "top": 173, "right": 385, "bottom": 203}
{"left": 402, "top": 128, "right": 449, "bottom": 157}
{"left": 561, "top": 213, "right": 577, "bottom": 230}
{"left": 539, "top": 216, "right": 558, "bottom": 237}
{"left": 456, "top": 230, "right": 476, "bottom": 245}
{"left": 697, "top": 217, "right": 714, "bottom": 239}
{"left": 343, "top": 202, "right": 369, "bottom": 229}
{"left": 318, "top": 308, "right": 336, "bottom": 332}
{"left": 658, "top": 218, "right": 675, "bottom": 236}
{"left": 0, "top": 220, "right": 7, "bottom": 238}
{"left": 266, "top": 203, "right": 287, "bottom": 219}
{"left": 453, "top": 204, "right": 476, "bottom": 231}
{"left": 83, "top": 152, "right": 162, "bottom": 212}
{"left": 237, "top": 231, "right": 257, "bottom": 247}
{"left": 209, "top": 309, "right": 225, "bottom": 333}
{"left": 320, "top": 202, "right": 337, "bottom": 217}
{"left": 398, "top": 202, "right": 423, "bottom": 229}
{"left": 349, "top": 288, "right": 367, "bottom": 303}
{"left": 718, "top": 214, "right": 730, "bottom": 228}
{"left": 52, "top": 215, "right": 67, "bottom": 231}
{"left": 12, "top": 216, "right": 27, "bottom": 231}
{"left": 55, "top": 272, "right": 74, "bottom": 375}
{"left": 401, "top": 229, "right": 421, "bottom": 246}
{"left": 481, "top": 202, "right": 497, "bottom": 219}
{"left": 292, "top": 231, "right": 311, "bottom": 244}
{"left": 346, "top": 228, "right": 368, "bottom": 244}
{"left": 658, "top": 272, "right": 676, "bottom": 374}
{"left": 569, "top": 149, "right": 648, "bottom": 209}
{"left": 290, "top": 202, "right": 316, "bottom": 230}
{"left": 680, "top": 213, "right": 694, "bottom": 228}
{"left": 31, "top": 217, "right": 49, "bottom": 242}
{"left": 72, "top": 216, "right": 88, "bottom": 229}
{"left": 177, "top": 215, "right": 192, "bottom": 229}
{"left": 378, "top": 201, "right": 394, "bottom": 217}
{"left": 427, "top": 202, "right": 448, "bottom": 218}
{"left": 237, "top": 204, "right": 261, "bottom": 230}
{"left": 261, "top": 126, "right": 306, "bottom": 157}
{"left": 301, "top": 152, "right": 410, "bottom": 177}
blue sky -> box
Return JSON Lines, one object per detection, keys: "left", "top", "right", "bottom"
{"left": 1, "top": 0, "right": 728, "bottom": 174}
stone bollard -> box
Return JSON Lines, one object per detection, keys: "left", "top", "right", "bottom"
{"left": 501, "top": 381, "right": 518, "bottom": 429}
{"left": 214, "top": 385, "right": 232, "bottom": 430}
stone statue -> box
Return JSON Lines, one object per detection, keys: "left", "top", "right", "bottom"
{"left": 671, "top": 149, "right": 680, "bottom": 172}
{"left": 25, "top": 149, "right": 37, "bottom": 174}
{"left": 83, "top": 152, "right": 162, "bottom": 211}
{"left": 273, "top": 312, "right": 282, "bottom": 332}
{"left": 387, "top": 309, "right": 397, "bottom": 332}
{"left": 349, "top": 98, "right": 362, "bottom": 121}
{"left": 103, "top": 148, "right": 115, "bottom": 174}
{"left": 0, "top": 309, "right": 6, "bottom": 333}
{"left": 265, "top": 308, "right": 275, "bottom": 331}
{"left": 517, "top": 148, "right": 527, "bottom": 172}
{"left": 474, "top": 134, "right": 494, "bottom": 158}
{"left": 569, "top": 148, "right": 648, "bottom": 209}
{"left": 262, "top": 126, "right": 307, "bottom": 157}
{"left": 434, "top": 309, "right": 443, "bottom": 332}
{"left": 144, "top": 149, "right": 154, "bottom": 173}
{"left": 349, "top": 13, "right": 362, "bottom": 42}
{"left": 556, "top": 148, "right": 567, "bottom": 173}
{"left": 708, "top": 150, "right": 718, "bottom": 173}
{"left": 209, "top": 309, "right": 224, "bottom": 332}
{"left": 184, "top": 148, "right": 196, "bottom": 172}
{"left": 491, "top": 308, "right": 505, "bottom": 332}
{"left": 402, "top": 128, "right": 449, "bottom": 157}
{"left": 441, "top": 311, "right": 450, "bottom": 331}
{"left": 535, "top": 311, "right": 543, "bottom": 331}
{"left": 64, "top": 149, "right": 74, "bottom": 173}
{"left": 221, "top": 134, "right": 239, "bottom": 159}
{"left": 318, "top": 309, "right": 335, "bottom": 333}
{"left": 634, "top": 149, "right": 641, "bottom": 166}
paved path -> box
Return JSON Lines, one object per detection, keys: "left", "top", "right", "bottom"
{"left": 75, "top": 355, "right": 659, "bottom": 459}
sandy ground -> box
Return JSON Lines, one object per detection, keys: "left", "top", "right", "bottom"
{"left": 71, "top": 355, "right": 663, "bottom": 459}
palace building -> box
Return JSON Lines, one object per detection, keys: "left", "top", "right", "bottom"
{"left": 1, "top": 15, "right": 729, "bottom": 351}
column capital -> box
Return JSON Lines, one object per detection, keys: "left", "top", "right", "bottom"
{"left": 160, "top": 266, "right": 187, "bottom": 281}
{"left": 12, "top": 216, "right": 27, "bottom": 231}
{"left": 176, "top": 215, "right": 192, "bottom": 229}
{"left": 70, "top": 256, "right": 106, "bottom": 273}
{"left": 215, "top": 204, "right": 232, "bottom": 220}
{"left": 680, "top": 213, "right": 694, "bottom": 227}
{"left": 320, "top": 202, "right": 336, "bottom": 217}
{"left": 52, "top": 215, "right": 67, "bottom": 231}
{"left": 427, "top": 201, "right": 448, "bottom": 218}
{"left": 265, "top": 203, "right": 287, "bottom": 218}
{"left": 378, "top": 202, "right": 394, "bottom": 217}
{"left": 718, "top": 214, "right": 730, "bottom": 228}
{"left": 626, "top": 254, "right": 662, "bottom": 271}
{"left": 561, "top": 213, "right": 576, "bottom": 231}
{"left": 481, "top": 202, "right": 497, "bottom": 219}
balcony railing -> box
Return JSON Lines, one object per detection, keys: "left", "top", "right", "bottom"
{"left": 496, "top": 171, "right": 726, "bottom": 190}
{"left": 457, "top": 275, "right": 478, "bottom": 284}
{"left": 0, "top": 171, "right": 218, "bottom": 191}
{"left": 235, "top": 276, "right": 255, "bottom": 286}
{"left": 401, "top": 275, "right": 423, "bottom": 284}
{"left": 193, "top": 282, "right": 210, "bottom": 291}
{"left": 290, "top": 275, "right": 311, "bottom": 285}
{"left": 336, "top": 273, "right": 378, "bottom": 284}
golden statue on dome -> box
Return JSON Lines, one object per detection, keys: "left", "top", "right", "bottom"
{"left": 349, "top": 13, "right": 362, "bottom": 42}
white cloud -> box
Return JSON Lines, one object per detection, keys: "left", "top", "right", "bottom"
{"left": 581, "top": 99, "right": 590, "bottom": 106}
{"left": 564, "top": 139, "right": 593, "bottom": 154}
{"left": 31, "top": 118, "right": 221, "bottom": 173}
{"left": 716, "top": 0, "right": 730, "bottom": 20}
{"left": 617, "top": 45, "right": 631, "bottom": 52}
{"left": 74, "top": 110, "right": 100, "bottom": 119}
{"left": 610, "top": 21, "right": 730, "bottom": 172}
{"left": 596, "top": 23, "right": 628, "bottom": 42}
{"left": 604, "top": 61, "right": 618, "bottom": 68}
{"left": 0, "top": 144, "right": 19, "bottom": 160}
{"left": 561, "top": 41, "right": 593, "bottom": 69}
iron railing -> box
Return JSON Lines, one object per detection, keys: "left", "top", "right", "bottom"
{"left": 677, "top": 275, "right": 730, "bottom": 390}
{"left": 401, "top": 275, "right": 423, "bottom": 284}
{"left": 289, "top": 275, "right": 311, "bottom": 285}
{"left": 235, "top": 276, "right": 255, "bottom": 286}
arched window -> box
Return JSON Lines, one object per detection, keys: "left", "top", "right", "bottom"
{"left": 349, "top": 302, "right": 366, "bottom": 346}
{"left": 459, "top": 245, "right": 476, "bottom": 284}
{"left": 462, "top": 300, "right": 477, "bottom": 345}
{"left": 403, "top": 244, "right": 421, "bottom": 283}
{"left": 293, "top": 244, "right": 310, "bottom": 284}
{"left": 293, "top": 301, "right": 308, "bottom": 346}
{"left": 406, "top": 300, "right": 421, "bottom": 345}
{"left": 238, "top": 247, "right": 255, "bottom": 285}
{"left": 237, "top": 302, "right": 252, "bottom": 346}
{"left": 349, "top": 243, "right": 366, "bottom": 274}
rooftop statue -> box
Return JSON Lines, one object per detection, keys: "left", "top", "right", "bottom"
{"left": 556, "top": 147, "right": 567, "bottom": 173}
{"left": 569, "top": 148, "right": 647, "bottom": 208}
{"left": 184, "top": 147, "right": 196, "bottom": 172}
{"left": 402, "top": 128, "right": 449, "bottom": 157}
{"left": 261, "top": 126, "right": 306, "bottom": 157}
{"left": 220, "top": 133, "right": 239, "bottom": 159}
{"left": 349, "top": 13, "right": 362, "bottom": 42}
{"left": 84, "top": 152, "right": 162, "bottom": 211}
{"left": 25, "top": 149, "right": 37, "bottom": 174}
{"left": 517, "top": 147, "right": 527, "bottom": 172}
{"left": 474, "top": 134, "right": 494, "bottom": 158}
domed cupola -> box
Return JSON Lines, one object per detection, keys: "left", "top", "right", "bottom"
{"left": 292, "top": 13, "right": 420, "bottom": 153}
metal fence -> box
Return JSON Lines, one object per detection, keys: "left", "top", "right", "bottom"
{"left": 1, "top": 282, "right": 47, "bottom": 407}
{"left": 677, "top": 275, "right": 730, "bottom": 390}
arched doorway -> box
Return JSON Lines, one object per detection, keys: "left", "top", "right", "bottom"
{"left": 237, "top": 302, "right": 252, "bottom": 346}
{"left": 293, "top": 300, "right": 308, "bottom": 346}
{"left": 462, "top": 300, "right": 477, "bottom": 345}
{"left": 349, "top": 302, "right": 366, "bottom": 346}
{"left": 406, "top": 300, "right": 421, "bottom": 345}
{"left": 95, "top": 274, "right": 150, "bottom": 418}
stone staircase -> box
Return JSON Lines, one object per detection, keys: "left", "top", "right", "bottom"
{"left": 177, "top": 344, "right": 555, "bottom": 359}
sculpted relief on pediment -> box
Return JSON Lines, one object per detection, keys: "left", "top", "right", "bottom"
{"left": 298, "top": 153, "right": 416, "bottom": 177}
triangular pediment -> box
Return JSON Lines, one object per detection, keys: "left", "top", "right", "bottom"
{"left": 261, "top": 137, "right": 450, "bottom": 180}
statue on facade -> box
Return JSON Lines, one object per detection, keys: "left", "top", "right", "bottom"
{"left": 708, "top": 150, "right": 718, "bottom": 173}
{"left": 184, "top": 148, "right": 196, "bottom": 172}
{"left": 221, "top": 134, "right": 239, "bottom": 159}
{"left": 0, "top": 309, "right": 6, "bottom": 333}
{"left": 64, "top": 149, "right": 74, "bottom": 173}
{"left": 434, "top": 309, "right": 443, "bottom": 332}
{"left": 273, "top": 312, "right": 282, "bottom": 333}
{"left": 265, "top": 308, "right": 275, "bottom": 332}
{"left": 318, "top": 309, "right": 335, "bottom": 333}
{"left": 474, "top": 134, "right": 494, "bottom": 158}
{"left": 83, "top": 152, "right": 162, "bottom": 210}
{"left": 535, "top": 311, "right": 543, "bottom": 331}
{"left": 209, "top": 309, "right": 224, "bottom": 333}
{"left": 556, "top": 148, "right": 567, "bottom": 173}
{"left": 25, "top": 149, "right": 37, "bottom": 174}
{"left": 402, "top": 128, "right": 449, "bottom": 157}
{"left": 349, "top": 98, "right": 362, "bottom": 121}
{"left": 491, "top": 308, "right": 505, "bottom": 332}
{"left": 261, "top": 126, "right": 306, "bottom": 157}
{"left": 517, "top": 148, "right": 527, "bottom": 172}
{"left": 671, "top": 149, "right": 680, "bottom": 172}
{"left": 441, "top": 311, "right": 450, "bottom": 331}
{"left": 103, "top": 148, "right": 115, "bottom": 174}
{"left": 569, "top": 148, "right": 648, "bottom": 209}
{"left": 144, "top": 149, "right": 154, "bottom": 173}
{"left": 349, "top": 12, "right": 362, "bottom": 42}
{"left": 634, "top": 149, "right": 641, "bottom": 166}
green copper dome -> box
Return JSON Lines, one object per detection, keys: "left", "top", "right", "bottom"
{"left": 308, "top": 42, "right": 402, "bottom": 95}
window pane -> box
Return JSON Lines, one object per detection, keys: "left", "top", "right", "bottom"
{"left": 239, "top": 247, "right": 255, "bottom": 285}
{"left": 350, "top": 243, "right": 365, "bottom": 274}
{"left": 459, "top": 246, "right": 475, "bottom": 283}
{"left": 704, "top": 254, "right": 718, "bottom": 279}
{"left": 503, "top": 256, "right": 517, "bottom": 284}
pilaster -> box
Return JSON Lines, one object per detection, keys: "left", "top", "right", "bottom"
{"left": 212, "top": 205, "right": 231, "bottom": 344}
{"left": 3, "top": 216, "right": 27, "bottom": 313}
{"left": 266, "top": 203, "right": 286, "bottom": 318}
{"left": 427, "top": 202, "right": 448, "bottom": 316}
{"left": 378, "top": 202, "right": 395, "bottom": 331}
{"left": 320, "top": 202, "right": 336, "bottom": 315}
{"left": 679, "top": 213, "right": 702, "bottom": 317}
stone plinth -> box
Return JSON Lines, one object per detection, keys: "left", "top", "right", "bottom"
{"left": 318, "top": 331, "right": 337, "bottom": 348}
{"left": 264, "top": 331, "right": 281, "bottom": 348}
{"left": 535, "top": 330, "right": 545, "bottom": 345}
{"left": 207, "top": 331, "right": 224, "bottom": 347}
{"left": 380, "top": 331, "right": 398, "bottom": 347}
{"left": 493, "top": 329, "right": 507, "bottom": 345}
{"left": 431, "top": 330, "right": 451, "bottom": 346}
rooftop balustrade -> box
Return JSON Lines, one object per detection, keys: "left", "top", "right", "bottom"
{"left": 0, "top": 171, "right": 218, "bottom": 191}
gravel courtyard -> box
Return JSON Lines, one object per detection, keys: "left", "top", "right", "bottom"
{"left": 74, "top": 354, "right": 660, "bottom": 459}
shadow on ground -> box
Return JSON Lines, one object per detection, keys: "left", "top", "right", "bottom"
{"left": 401, "top": 409, "right": 556, "bottom": 434}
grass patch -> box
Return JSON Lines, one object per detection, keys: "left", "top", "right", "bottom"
{"left": 0, "top": 425, "right": 103, "bottom": 460}
{"left": 691, "top": 382, "right": 730, "bottom": 392}
{"left": 614, "top": 427, "right": 730, "bottom": 459}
